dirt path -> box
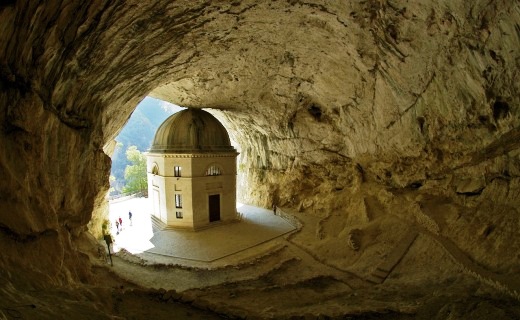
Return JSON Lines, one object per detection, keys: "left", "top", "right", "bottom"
{"left": 106, "top": 244, "right": 297, "bottom": 292}
{"left": 284, "top": 238, "right": 369, "bottom": 289}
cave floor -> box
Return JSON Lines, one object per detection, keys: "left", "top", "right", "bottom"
{"left": 100, "top": 197, "right": 520, "bottom": 319}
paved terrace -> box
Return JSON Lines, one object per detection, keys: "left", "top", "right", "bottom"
{"left": 108, "top": 197, "right": 296, "bottom": 263}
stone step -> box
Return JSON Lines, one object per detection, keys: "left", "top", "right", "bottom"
{"left": 150, "top": 215, "right": 167, "bottom": 232}
{"left": 366, "top": 231, "right": 419, "bottom": 284}
{"left": 371, "top": 268, "right": 388, "bottom": 279}
{"left": 379, "top": 231, "right": 418, "bottom": 271}
{"left": 376, "top": 265, "right": 392, "bottom": 273}
{"left": 366, "top": 275, "right": 384, "bottom": 284}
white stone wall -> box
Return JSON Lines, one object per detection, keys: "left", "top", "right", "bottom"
{"left": 147, "top": 152, "right": 237, "bottom": 229}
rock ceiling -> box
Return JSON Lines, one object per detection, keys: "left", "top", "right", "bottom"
{"left": 0, "top": 0, "right": 519, "bottom": 318}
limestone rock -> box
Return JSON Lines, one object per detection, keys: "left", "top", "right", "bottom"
{"left": 454, "top": 176, "right": 486, "bottom": 194}
{"left": 347, "top": 228, "right": 362, "bottom": 251}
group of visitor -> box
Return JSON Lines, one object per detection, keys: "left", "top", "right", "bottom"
{"left": 102, "top": 211, "right": 133, "bottom": 266}
{"left": 114, "top": 211, "right": 133, "bottom": 235}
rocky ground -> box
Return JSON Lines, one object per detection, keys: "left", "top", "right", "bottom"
{"left": 89, "top": 199, "right": 519, "bottom": 319}
{"left": 2, "top": 196, "right": 519, "bottom": 319}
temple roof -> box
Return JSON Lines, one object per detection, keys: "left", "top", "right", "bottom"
{"left": 149, "top": 108, "right": 235, "bottom": 153}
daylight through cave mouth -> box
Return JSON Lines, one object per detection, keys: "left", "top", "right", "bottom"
{"left": 103, "top": 97, "right": 296, "bottom": 263}
{"left": 107, "top": 97, "right": 248, "bottom": 201}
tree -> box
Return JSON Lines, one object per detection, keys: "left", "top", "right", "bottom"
{"left": 109, "top": 175, "right": 116, "bottom": 194}
{"left": 122, "top": 146, "right": 147, "bottom": 194}
{"left": 109, "top": 97, "right": 180, "bottom": 190}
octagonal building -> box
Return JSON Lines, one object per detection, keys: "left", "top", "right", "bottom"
{"left": 146, "top": 108, "right": 239, "bottom": 230}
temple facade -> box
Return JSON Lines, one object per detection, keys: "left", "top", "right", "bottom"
{"left": 146, "top": 108, "right": 238, "bottom": 230}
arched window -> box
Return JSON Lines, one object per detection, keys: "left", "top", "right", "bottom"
{"left": 151, "top": 163, "right": 159, "bottom": 175}
{"left": 205, "top": 165, "right": 222, "bottom": 176}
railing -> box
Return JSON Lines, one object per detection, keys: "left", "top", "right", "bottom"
{"left": 107, "top": 191, "right": 147, "bottom": 201}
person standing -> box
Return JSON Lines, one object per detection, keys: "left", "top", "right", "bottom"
{"left": 118, "top": 216, "right": 123, "bottom": 230}
{"left": 103, "top": 233, "right": 113, "bottom": 266}
{"left": 129, "top": 211, "right": 133, "bottom": 226}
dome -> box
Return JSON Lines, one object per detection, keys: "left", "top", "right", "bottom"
{"left": 149, "top": 108, "right": 235, "bottom": 153}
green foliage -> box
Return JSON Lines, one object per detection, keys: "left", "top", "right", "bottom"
{"left": 122, "top": 146, "right": 148, "bottom": 194}
{"left": 109, "top": 97, "right": 181, "bottom": 193}
{"left": 109, "top": 175, "right": 116, "bottom": 193}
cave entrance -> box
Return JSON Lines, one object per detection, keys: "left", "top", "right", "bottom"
{"left": 104, "top": 99, "right": 295, "bottom": 262}
{"left": 108, "top": 97, "right": 183, "bottom": 198}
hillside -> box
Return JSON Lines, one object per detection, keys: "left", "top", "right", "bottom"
{"left": 110, "top": 97, "right": 182, "bottom": 193}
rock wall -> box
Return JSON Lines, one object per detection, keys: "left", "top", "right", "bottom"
{"left": 0, "top": 0, "right": 519, "bottom": 290}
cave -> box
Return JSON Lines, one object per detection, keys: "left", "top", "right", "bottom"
{"left": 1, "top": 1, "right": 520, "bottom": 319}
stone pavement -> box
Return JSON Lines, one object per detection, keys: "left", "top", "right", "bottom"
{"left": 109, "top": 198, "right": 296, "bottom": 262}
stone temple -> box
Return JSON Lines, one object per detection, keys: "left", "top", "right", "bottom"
{"left": 146, "top": 108, "right": 238, "bottom": 230}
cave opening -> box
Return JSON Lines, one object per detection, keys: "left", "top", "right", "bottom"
{"left": 108, "top": 97, "right": 182, "bottom": 197}
{"left": 104, "top": 102, "right": 295, "bottom": 264}
{"left": 105, "top": 94, "right": 249, "bottom": 207}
